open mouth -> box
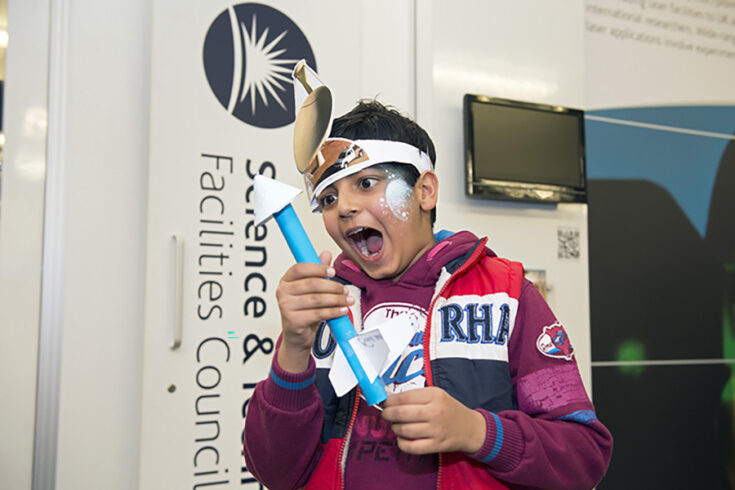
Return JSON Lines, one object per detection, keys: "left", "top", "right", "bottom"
{"left": 346, "top": 227, "right": 384, "bottom": 258}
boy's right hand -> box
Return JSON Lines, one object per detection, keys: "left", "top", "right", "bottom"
{"left": 275, "top": 251, "right": 354, "bottom": 373}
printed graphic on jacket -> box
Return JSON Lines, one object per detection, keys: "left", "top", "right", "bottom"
{"left": 536, "top": 322, "right": 574, "bottom": 360}
{"left": 431, "top": 294, "right": 519, "bottom": 361}
{"left": 365, "top": 302, "right": 426, "bottom": 394}
{"left": 312, "top": 302, "right": 427, "bottom": 394}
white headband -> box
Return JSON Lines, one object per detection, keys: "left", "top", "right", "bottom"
{"left": 308, "top": 138, "right": 433, "bottom": 211}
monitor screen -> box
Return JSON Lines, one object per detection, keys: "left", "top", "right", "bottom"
{"left": 464, "top": 94, "right": 586, "bottom": 203}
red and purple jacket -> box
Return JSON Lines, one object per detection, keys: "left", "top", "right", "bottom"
{"left": 244, "top": 233, "right": 612, "bottom": 489}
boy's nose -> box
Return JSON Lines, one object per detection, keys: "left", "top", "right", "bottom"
{"left": 338, "top": 193, "right": 360, "bottom": 218}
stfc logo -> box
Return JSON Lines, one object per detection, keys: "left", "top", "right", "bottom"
{"left": 202, "top": 3, "right": 317, "bottom": 128}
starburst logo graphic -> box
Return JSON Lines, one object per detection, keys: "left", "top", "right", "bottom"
{"left": 240, "top": 15, "right": 295, "bottom": 114}
{"left": 203, "top": 3, "right": 316, "bottom": 128}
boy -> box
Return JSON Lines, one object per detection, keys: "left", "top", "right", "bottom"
{"left": 244, "top": 101, "right": 612, "bottom": 489}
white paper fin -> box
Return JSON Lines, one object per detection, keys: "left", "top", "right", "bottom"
{"left": 375, "top": 316, "right": 416, "bottom": 374}
{"left": 327, "top": 316, "right": 415, "bottom": 397}
{"left": 328, "top": 346, "right": 357, "bottom": 398}
{"left": 350, "top": 330, "right": 389, "bottom": 382}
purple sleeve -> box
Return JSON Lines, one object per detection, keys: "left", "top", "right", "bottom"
{"left": 466, "top": 281, "right": 613, "bottom": 490}
{"left": 243, "top": 338, "right": 324, "bottom": 490}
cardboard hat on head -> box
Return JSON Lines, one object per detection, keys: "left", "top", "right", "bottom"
{"left": 291, "top": 61, "right": 434, "bottom": 211}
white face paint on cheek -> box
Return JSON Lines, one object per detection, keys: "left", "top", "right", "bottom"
{"left": 384, "top": 178, "right": 412, "bottom": 221}
{"left": 377, "top": 196, "right": 390, "bottom": 218}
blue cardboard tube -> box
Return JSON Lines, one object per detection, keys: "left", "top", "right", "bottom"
{"left": 272, "top": 204, "right": 387, "bottom": 406}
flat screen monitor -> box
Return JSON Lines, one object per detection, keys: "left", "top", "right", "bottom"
{"left": 463, "top": 94, "right": 587, "bottom": 203}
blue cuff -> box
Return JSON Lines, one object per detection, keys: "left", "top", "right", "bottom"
{"left": 481, "top": 412, "right": 504, "bottom": 463}
{"left": 269, "top": 367, "right": 315, "bottom": 390}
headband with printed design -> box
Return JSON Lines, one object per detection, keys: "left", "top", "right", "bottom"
{"left": 304, "top": 138, "right": 433, "bottom": 210}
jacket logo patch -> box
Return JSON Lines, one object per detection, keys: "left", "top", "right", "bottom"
{"left": 537, "top": 323, "right": 574, "bottom": 360}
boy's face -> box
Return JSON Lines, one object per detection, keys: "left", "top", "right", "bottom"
{"left": 318, "top": 166, "right": 437, "bottom": 281}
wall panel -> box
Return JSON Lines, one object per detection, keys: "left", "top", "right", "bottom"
{"left": 585, "top": 0, "right": 735, "bottom": 486}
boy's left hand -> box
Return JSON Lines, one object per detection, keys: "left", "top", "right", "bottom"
{"left": 381, "top": 387, "right": 487, "bottom": 455}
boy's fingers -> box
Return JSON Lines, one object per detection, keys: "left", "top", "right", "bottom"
{"left": 283, "top": 278, "right": 348, "bottom": 296}
{"left": 285, "top": 292, "right": 353, "bottom": 311}
{"left": 286, "top": 306, "right": 349, "bottom": 326}
{"left": 382, "top": 402, "right": 431, "bottom": 424}
{"left": 390, "top": 421, "right": 435, "bottom": 440}
{"left": 281, "top": 262, "right": 336, "bottom": 281}
{"left": 382, "top": 387, "right": 434, "bottom": 408}
{"left": 319, "top": 250, "right": 333, "bottom": 267}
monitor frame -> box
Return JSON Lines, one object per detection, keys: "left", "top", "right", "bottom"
{"left": 463, "top": 94, "right": 587, "bottom": 204}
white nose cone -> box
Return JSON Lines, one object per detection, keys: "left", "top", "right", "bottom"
{"left": 253, "top": 175, "right": 302, "bottom": 226}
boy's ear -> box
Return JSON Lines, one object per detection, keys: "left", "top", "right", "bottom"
{"left": 416, "top": 170, "right": 439, "bottom": 212}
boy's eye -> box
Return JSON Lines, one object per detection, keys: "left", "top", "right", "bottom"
{"left": 358, "top": 177, "right": 378, "bottom": 190}
{"left": 319, "top": 194, "right": 337, "bottom": 209}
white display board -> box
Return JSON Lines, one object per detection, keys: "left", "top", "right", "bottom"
{"left": 585, "top": 0, "right": 735, "bottom": 108}
{"left": 139, "top": 1, "right": 413, "bottom": 488}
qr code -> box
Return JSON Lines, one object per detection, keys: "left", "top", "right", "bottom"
{"left": 557, "top": 228, "right": 580, "bottom": 259}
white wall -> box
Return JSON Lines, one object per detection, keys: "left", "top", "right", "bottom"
{"left": 50, "top": 0, "right": 150, "bottom": 488}
{"left": 0, "top": 1, "right": 49, "bottom": 488}
{"left": 0, "top": 0, "right": 152, "bottom": 488}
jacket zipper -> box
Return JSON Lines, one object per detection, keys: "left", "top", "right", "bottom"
{"left": 338, "top": 388, "right": 361, "bottom": 490}
{"left": 436, "top": 453, "right": 444, "bottom": 490}
{"left": 422, "top": 238, "right": 488, "bottom": 490}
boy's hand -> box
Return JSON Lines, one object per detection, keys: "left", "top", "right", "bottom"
{"left": 381, "top": 387, "right": 487, "bottom": 455}
{"left": 276, "top": 251, "right": 354, "bottom": 373}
